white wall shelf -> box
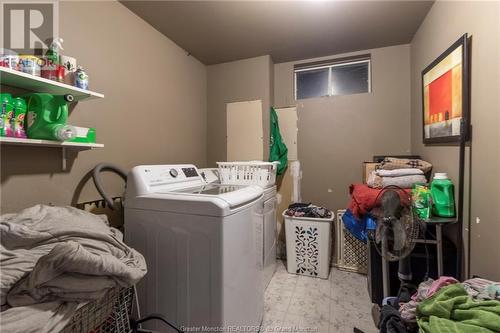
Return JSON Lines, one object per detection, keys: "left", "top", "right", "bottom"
{"left": 0, "top": 137, "right": 104, "bottom": 149}
{"left": 0, "top": 67, "right": 104, "bottom": 101}
{"left": 0, "top": 137, "right": 104, "bottom": 171}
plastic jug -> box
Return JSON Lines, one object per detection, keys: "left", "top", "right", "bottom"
{"left": 430, "top": 173, "right": 455, "bottom": 218}
{"left": 12, "top": 97, "right": 27, "bottom": 138}
{"left": 0, "top": 93, "right": 14, "bottom": 137}
{"left": 24, "top": 93, "right": 76, "bottom": 141}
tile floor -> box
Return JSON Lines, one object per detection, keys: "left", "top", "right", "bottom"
{"left": 263, "top": 261, "right": 377, "bottom": 333}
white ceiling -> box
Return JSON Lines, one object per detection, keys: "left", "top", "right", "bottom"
{"left": 122, "top": 1, "right": 433, "bottom": 65}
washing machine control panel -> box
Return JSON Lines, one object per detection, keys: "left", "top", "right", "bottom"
{"left": 140, "top": 165, "right": 201, "bottom": 188}
{"left": 181, "top": 167, "right": 198, "bottom": 178}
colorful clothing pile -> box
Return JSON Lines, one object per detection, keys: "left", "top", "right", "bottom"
{"left": 399, "top": 276, "right": 459, "bottom": 323}
{"left": 396, "top": 276, "right": 500, "bottom": 333}
{"left": 417, "top": 284, "right": 500, "bottom": 333}
{"left": 285, "top": 203, "right": 332, "bottom": 219}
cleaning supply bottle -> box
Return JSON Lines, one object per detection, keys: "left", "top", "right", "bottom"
{"left": 12, "top": 97, "right": 27, "bottom": 138}
{"left": 41, "top": 38, "right": 63, "bottom": 81}
{"left": 430, "top": 173, "right": 456, "bottom": 218}
{"left": 46, "top": 37, "right": 63, "bottom": 65}
{"left": 25, "top": 93, "right": 76, "bottom": 141}
{"left": 0, "top": 93, "right": 13, "bottom": 137}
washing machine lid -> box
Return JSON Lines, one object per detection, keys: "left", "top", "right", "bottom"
{"left": 165, "top": 184, "right": 243, "bottom": 195}
{"left": 125, "top": 165, "right": 263, "bottom": 216}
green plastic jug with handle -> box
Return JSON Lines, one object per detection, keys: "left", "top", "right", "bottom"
{"left": 1, "top": 93, "right": 14, "bottom": 137}
{"left": 430, "top": 173, "right": 456, "bottom": 218}
{"left": 24, "top": 93, "right": 76, "bottom": 141}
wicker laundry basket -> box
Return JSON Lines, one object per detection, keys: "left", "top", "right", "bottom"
{"left": 334, "top": 210, "right": 368, "bottom": 274}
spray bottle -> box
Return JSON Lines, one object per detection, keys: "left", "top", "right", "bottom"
{"left": 46, "top": 37, "right": 63, "bottom": 65}
{"left": 42, "top": 38, "right": 64, "bottom": 81}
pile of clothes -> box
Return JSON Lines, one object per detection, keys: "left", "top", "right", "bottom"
{"left": 342, "top": 157, "right": 432, "bottom": 243}
{"left": 378, "top": 276, "right": 500, "bottom": 333}
{"left": 367, "top": 157, "right": 432, "bottom": 189}
{"left": 0, "top": 205, "right": 147, "bottom": 333}
{"left": 284, "top": 203, "right": 332, "bottom": 219}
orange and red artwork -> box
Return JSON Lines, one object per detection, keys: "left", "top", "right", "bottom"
{"left": 422, "top": 35, "right": 468, "bottom": 143}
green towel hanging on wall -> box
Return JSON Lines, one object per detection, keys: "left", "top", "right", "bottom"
{"left": 269, "top": 107, "right": 288, "bottom": 175}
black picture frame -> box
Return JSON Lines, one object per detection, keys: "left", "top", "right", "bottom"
{"left": 421, "top": 33, "right": 470, "bottom": 144}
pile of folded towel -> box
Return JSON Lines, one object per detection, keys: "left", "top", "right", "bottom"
{"left": 367, "top": 157, "right": 432, "bottom": 189}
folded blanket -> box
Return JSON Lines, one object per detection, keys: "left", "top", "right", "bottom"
{"left": 0, "top": 205, "right": 147, "bottom": 333}
{"left": 379, "top": 157, "right": 432, "bottom": 173}
{"left": 377, "top": 168, "right": 424, "bottom": 177}
{"left": 463, "top": 278, "right": 500, "bottom": 301}
{"left": 417, "top": 284, "right": 500, "bottom": 333}
{"left": 367, "top": 171, "right": 427, "bottom": 189}
{"left": 382, "top": 175, "right": 427, "bottom": 188}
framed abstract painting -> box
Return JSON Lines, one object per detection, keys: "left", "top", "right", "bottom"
{"left": 422, "top": 34, "right": 470, "bottom": 144}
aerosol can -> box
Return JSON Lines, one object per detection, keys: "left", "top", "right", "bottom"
{"left": 75, "top": 66, "right": 89, "bottom": 90}
{"left": 24, "top": 93, "right": 76, "bottom": 141}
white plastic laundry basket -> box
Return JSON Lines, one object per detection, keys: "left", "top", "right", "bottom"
{"left": 217, "top": 161, "right": 279, "bottom": 187}
{"left": 284, "top": 211, "right": 334, "bottom": 279}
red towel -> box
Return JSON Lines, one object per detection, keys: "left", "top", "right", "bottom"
{"left": 347, "top": 183, "right": 411, "bottom": 218}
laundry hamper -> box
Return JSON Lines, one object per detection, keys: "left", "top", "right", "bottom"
{"left": 283, "top": 211, "right": 334, "bottom": 279}
{"left": 61, "top": 287, "right": 134, "bottom": 333}
{"left": 334, "top": 210, "right": 368, "bottom": 274}
{"left": 217, "top": 161, "right": 279, "bottom": 187}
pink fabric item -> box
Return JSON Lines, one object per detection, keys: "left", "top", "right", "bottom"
{"left": 427, "top": 276, "right": 458, "bottom": 297}
{"left": 400, "top": 277, "right": 459, "bottom": 323}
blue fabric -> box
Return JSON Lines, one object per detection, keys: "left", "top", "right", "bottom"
{"left": 342, "top": 209, "right": 377, "bottom": 243}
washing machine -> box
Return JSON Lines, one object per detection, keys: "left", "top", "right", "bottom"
{"left": 125, "top": 165, "right": 264, "bottom": 332}
{"left": 199, "top": 168, "right": 277, "bottom": 290}
{"left": 260, "top": 185, "right": 277, "bottom": 289}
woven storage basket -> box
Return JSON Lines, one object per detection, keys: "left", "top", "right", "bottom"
{"left": 334, "top": 209, "right": 368, "bottom": 274}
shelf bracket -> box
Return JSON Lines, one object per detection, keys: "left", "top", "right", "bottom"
{"left": 61, "top": 147, "right": 67, "bottom": 171}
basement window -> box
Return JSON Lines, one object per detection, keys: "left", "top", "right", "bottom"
{"left": 294, "top": 56, "right": 371, "bottom": 100}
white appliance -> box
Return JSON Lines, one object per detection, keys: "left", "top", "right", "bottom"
{"left": 125, "top": 165, "right": 264, "bottom": 332}
{"left": 260, "top": 185, "right": 277, "bottom": 289}
{"left": 199, "top": 167, "right": 277, "bottom": 290}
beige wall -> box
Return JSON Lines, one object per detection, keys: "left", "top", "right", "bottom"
{"left": 410, "top": 1, "right": 500, "bottom": 280}
{"left": 0, "top": 1, "right": 207, "bottom": 213}
{"left": 206, "top": 55, "right": 273, "bottom": 166}
{"left": 274, "top": 44, "right": 412, "bottom": 214}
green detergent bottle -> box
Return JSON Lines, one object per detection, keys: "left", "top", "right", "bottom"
{"left": 24, "top": 93, "right": 76, "bottom": 141}
{"left": 1, "top": 93, "right": 14, "bottom": 137}
{"left": 431, "top": 173, "right": 456, "bottom": 218}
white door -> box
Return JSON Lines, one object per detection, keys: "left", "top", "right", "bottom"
{"left": 227, "top": 100, "right": 263, "bottom": 161}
